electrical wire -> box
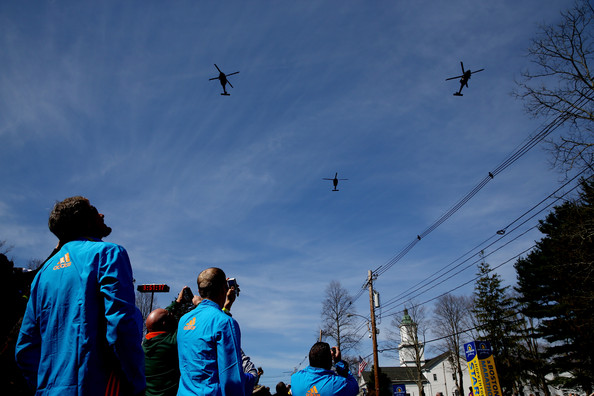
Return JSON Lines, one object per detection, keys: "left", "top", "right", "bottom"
{"left": 381, "top": 188, "right": 571, "bottom": 310}
{"left": 350, "top": 173, "right": 593, "bottom": 367}
{"left": 384, "top": 244, "right": 535, "bottom": 322}
{"left": 357, "top": 252, "right": 538, "bottom": 364}
{"left": 379, "top": 228, "right": 533, "bottom": 315}
{"left": 354, "top": 97, "right": 589, "bottom": 291}
{"left": 379, "top": 171, "right": 592, "bottom": 315}
{"left": 339, "top": 98, "right": 590, "bottom": 367}
{"left": 376, "top": 309, "right": 527, "bottom": 355}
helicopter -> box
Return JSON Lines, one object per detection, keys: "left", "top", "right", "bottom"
{"left": 446, "top": 62, "right": 484, "bottom": 96}
{"left": 209, "top": 64, "right": 239, "bottom": 96}
{"left": 323, "top": 172, "right": 348, "bottom": 191}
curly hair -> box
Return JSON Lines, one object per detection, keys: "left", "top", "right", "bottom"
{"left": 48, "top": 196, "right": 95, "bottom": 241}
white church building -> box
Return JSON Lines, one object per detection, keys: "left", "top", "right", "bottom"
{"left": 358, "top": 309, "right": 471, "bottom": 396}
{"left": 358, "top": 309, "right": 582, "bottom": 396}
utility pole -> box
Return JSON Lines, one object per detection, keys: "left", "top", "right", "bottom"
{"left": 368, "top": 270, "right": 380, "bottom": 396}
{"left": 443, "top": 362, "right": 449, "bottom": 396}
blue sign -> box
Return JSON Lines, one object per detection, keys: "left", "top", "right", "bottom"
{"left": 393, "top": 383, "right": 406, "bottom": 396}
{"left": 464, "top": 341, "right": 494, "bottom": 362}
{"left": 464, "top": 341, "right": 477, "bottom": 362}
{"left": 476, "top": 341, "right": 492, "bottom": 360}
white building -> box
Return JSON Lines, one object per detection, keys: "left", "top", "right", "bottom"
{"left": 358, "top": 310, "right": 471, "bottom": 396}
{"left": 358, "top": 311, "right": 580, "bottom": 396}
{"left": 358, "top": 351, "right": 471, "bottom": 396}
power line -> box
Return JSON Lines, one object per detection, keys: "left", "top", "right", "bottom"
{"left": 347, "top": 100, "right": 589, "bottom": 308}
{"left": 357, "top": 254, "right": 530, "bottom": 361}
{"left": 376, "top": 171, "right": 580, "bottom": 307}
{"left": 381, "top": 234, "right": 496, "bottom": 308}
{"left": 379, "top": 171, "right": 591, "bottom": 315}
{"left": 383, "top": 243, "right": 535, "bottom": 321}
{"left": 382, "top": 170, "right": 587, "bottom": 307}
{"left": 353, "top": 174, "right": 592, "bottom": 364}
{"left": 377, "top": 309, "right": 527, "bottom": 355}
{"left": 352, "top": 243, "right": 536, "bottom": 358}
{"left": 380, "top": 226, "right": 537, "bottom": 315}
{"left": 346, "top": 99, "right": 589, "bottom": 365}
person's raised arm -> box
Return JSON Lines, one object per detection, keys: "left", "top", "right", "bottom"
{"left": 222, "top": 282, "right": 236, "bottom": 314}
{"left": 331, "top": 346, "right": 359, "bottom": 396}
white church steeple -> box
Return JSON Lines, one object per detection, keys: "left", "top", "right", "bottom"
{"left": 398, "top": 308, "right": 425, "bottom": 367}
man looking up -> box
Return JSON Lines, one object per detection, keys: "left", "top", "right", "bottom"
{"left": 291, "top": 342, "right": 358, "bottom": 396}
{"left": 177, "top": 267, "right": 255, "bottom": 395}
{"left": 16, "top": 196, "right": 145, "bottom": 395}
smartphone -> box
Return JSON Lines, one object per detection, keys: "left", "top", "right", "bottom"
{"left": 182, "top": 287, "right": 194, "bottom": 302}
{"left": 227, "top": 278, "right": 239, "bottom": 296}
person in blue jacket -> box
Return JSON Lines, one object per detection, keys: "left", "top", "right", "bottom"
{"left": 176, "top": 267, "right": 255, "bottom": 396}
{"left": 15, "top": 196, "right": 145, "bottom": 395}
{"left": 291, "top": 342, "right": 358, "bottom": 396}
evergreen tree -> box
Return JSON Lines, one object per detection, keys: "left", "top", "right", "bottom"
{"left": 515, "top": 179, "right": 594, "bottom": 393}
{"left": 473, "top": 255, "right": 522, "bottom": 394}
{"left": 513, "top": 310, "right": 551, "bottom": 396}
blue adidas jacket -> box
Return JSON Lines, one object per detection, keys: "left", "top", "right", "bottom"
{"left": 290, "top": 361, "right": 359, "bottom": 396}
{"left": 15, "top": 239, "right": 145, "bottom": 395}
{"left": 176, "top": 299, "right": 254, "bottom": 396}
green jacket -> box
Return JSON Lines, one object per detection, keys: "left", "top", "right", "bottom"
{"left": 143, "top": 300, "right": 186, "bottom": 396}
{"left": 143, "top": 329, "right": 179, "bottom": 396}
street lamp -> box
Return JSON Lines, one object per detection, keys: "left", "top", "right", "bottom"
{"left": 347, "top": 313, "right": 379, "bottom": 337}
{"left": 347, "top": 313, "right": 368, "bottom": 320}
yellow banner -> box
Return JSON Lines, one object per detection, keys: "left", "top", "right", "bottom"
{"left": 478, "top": 354, "right": 502, "bottom": 396}
{"left": 464, "top": 341, "right": 502, "bottom": 396}
{"left": 466, "top": 354, "right": 484, "bottom": 396}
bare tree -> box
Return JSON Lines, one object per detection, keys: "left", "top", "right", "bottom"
{"left": 0, "top": 240, "right": 12, "bottom": 255}
{"left": 320, "top": 280, "right": 358, "bottom": 354}
{"left": 26, "top": 258, "right": 44, "bottom": 270}
{"left": 390, "top": 304, "right": 427, "bottom": 396}
{"left": 515, "top": 0, "right": 594, "bottom": 174}
{"left": 136, "top": 291, "right": 158, "bottom": 334}
{"left": 433, "top": 294, "right": 474, "bottom": 396}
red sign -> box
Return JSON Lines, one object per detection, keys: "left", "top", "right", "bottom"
{"left": 137, "top": 284, "right": 170, "bottom": 293}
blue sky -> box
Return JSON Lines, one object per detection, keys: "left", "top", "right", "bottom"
{"left": 0, "top": 0, "right": 576, "bottom": 389}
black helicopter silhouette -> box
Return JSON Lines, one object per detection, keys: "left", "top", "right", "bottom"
{"left": 209, "top": 64, "right": 239, "bottom": 96}
{"left": 323, "top": 172, "right": 348, "bottom": 191}
{"left": 446, "top": 62, "right": 484, "bottom": 96}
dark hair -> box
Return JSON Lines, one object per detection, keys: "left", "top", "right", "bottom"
{"left": 276, "top": 382, "right": 288, "bottom": 395}
{"left": 0, "top": 253, "right": 13, "bottom": 276}
{"left": 48, "top": 196, "right": 95, "bottom": 241}
{"left": 309, "top": 342, "right": 332, "bottom": 370}
{"left": 197, "top": 267, "right": 227, "bottom": 299}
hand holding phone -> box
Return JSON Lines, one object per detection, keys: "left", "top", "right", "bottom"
{"left": 227, "top": 278, "right": 240, "bottom": 296}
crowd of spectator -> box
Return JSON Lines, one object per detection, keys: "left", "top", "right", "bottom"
{"left": 4, "top": 196, "right": 359, "bottom": 396}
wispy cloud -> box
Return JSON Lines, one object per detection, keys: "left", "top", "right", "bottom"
{"left": 0, "top": 0, "right": 575, "bottom": 388}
